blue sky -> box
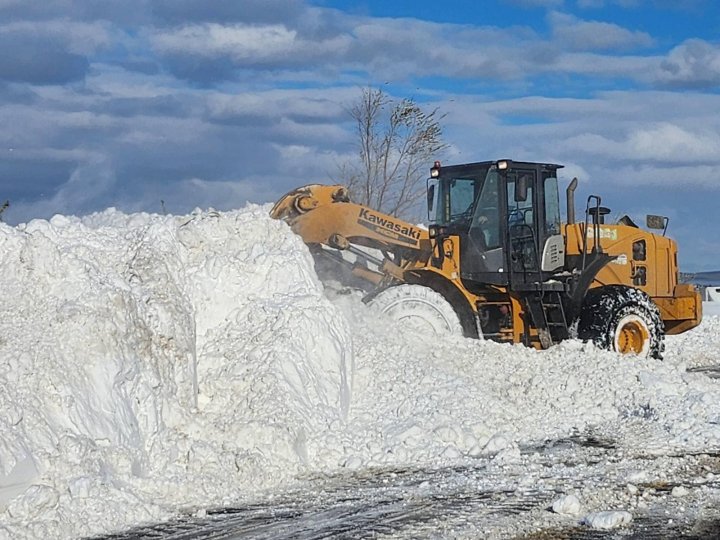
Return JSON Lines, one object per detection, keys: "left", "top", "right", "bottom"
{"left": 0, "top": 0, "right": 718, "bottom": 271}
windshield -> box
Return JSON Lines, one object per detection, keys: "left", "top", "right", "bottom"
{"left": 432, "top": 166, "right": 492, "bottom": 226}
{"left": 449, "top": 178, "right": 477, "bottom": 222}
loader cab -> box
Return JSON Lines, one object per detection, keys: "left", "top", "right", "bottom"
{"left": 428, "top": 160, "right": 565, "bottom": 290}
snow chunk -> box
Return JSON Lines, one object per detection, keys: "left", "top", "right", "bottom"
{"left": 552, "top": 494, "right": 582, "bottom": 516}
{"left": 583, "top": 510, "right": 633, "bottom": 529}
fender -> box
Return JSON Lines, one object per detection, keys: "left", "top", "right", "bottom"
{"left": 567, "top": 252, "right": 616, "bottom": 320}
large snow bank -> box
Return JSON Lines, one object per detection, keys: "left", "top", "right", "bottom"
{"left": 0, "top": 207, "right": 351, "bottom": 538}
{"left": 0, "top": 205, "right": 718, "bottom": 538}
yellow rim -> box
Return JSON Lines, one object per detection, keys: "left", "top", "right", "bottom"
{"left": 617, "top": 319, "right": 649, "bottom": 354}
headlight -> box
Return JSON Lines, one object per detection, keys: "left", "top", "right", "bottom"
{"left": 428, "top": 225, "right": 447, "bottom": 239}
{"left": 430, "top": 160, "right": 441, "bottom": 178}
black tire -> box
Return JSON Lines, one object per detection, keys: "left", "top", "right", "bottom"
{"left": 577, "top": 285, "right": 665, "bottom": 359}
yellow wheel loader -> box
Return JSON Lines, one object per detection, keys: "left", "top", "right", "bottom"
{"left": 270, "top": 159, "right": 702, "bottom": 358}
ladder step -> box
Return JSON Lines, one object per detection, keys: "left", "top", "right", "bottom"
{"left": 514, "top": 281, "right": 566, "bottom": 292}
{"left": 520, "top": 289, "right": 570, "bottom": 348}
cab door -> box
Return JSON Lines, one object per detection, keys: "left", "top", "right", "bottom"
{"left": 505, "top": 169, "right": 539, "bottom": 287}
{"left": 461, "top": 169, "right": 507, "bottom": 286}
{"left": 505, "top": 167, "right": 565, "bottom": 288}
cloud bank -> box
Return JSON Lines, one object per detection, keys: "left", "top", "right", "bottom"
{"left": 0, "top": 0, "right": 717, "bottom": 270}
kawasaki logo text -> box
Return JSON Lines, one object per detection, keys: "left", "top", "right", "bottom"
{"left": 357, "top": 208, "right": 420, "bottom": 244}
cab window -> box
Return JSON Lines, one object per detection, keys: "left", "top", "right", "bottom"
{"left": 471, "top": 171, "right": 501, "bottom": 249}
{"left": 506, "top": 172, "right": 534, "bottom": 228}
{"left": 543, "top": 175, "right": 561, "bottom": 236}
{"left": 448, "top": 178, "right": 477, "bottom": 222}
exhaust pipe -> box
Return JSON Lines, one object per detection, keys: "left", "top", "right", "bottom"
{"left": 566, "top": 177, "right": 578, "bottom": 224}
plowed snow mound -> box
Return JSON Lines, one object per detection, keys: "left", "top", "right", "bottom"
{"left": 0, "top": 207, "right": 351, "bottom": 538}
{"left": 0, "top": 206, "right": 718, "bottom": 539}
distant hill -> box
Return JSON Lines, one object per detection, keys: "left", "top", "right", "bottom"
{"left": 680, "top": 271, "right": 720, "bottom": 286}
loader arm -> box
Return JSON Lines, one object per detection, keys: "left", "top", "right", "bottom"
{"left": 270, "top": 184, "right": 432, "bottom": 284}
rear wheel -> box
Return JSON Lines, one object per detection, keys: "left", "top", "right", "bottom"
{"left": 577, "top": 285, "right": 664, "bottom": 359}
{"left": 369, "top": 284, "right": 467, "bottom": 337}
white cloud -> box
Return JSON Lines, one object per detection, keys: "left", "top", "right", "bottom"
{"left": 83, "top": 67, "right": 183, "bottom": 99}
{"left": 613, "top": 163, "right": 720, "bottom": 189}
{"left": 656, "top": 39, "right": 720, "bottom": 88}
{"left": 440, "top": 92, "right": 720, "bottom": 189}
{"left": 154, "top": 24, "right": 297, "bottom": 59}
{"left": 204, "top": 89, "right": 351, "bottom": 124}
{"left": 626, "top": 123, "right": 720, "bottom": 162}
{"left": 152, "top": 23, "right": 351, "bottom": 64}
{"left": 270, "top": 117, "right": 350, "bottom": 145}
{"left": 2, "top": 1, "right": 719, "bottom": 270}
{"left": 549, "top": 11, "right": 654, "bottom": 51}
{"left": 558, "top": 125, "right": 720, "bottom": 166}
{"left": 143, "top": 9, "right": 694, "bottom": 89}
{"left": 576, "top": 0, "right": 641, "bottom": 8}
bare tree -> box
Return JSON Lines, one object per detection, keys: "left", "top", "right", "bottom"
{"left": 0, "top": 200, "right": 8, "bottom": 222}
{"left": 340, "top": 87, "right": 448, "bottom": 218}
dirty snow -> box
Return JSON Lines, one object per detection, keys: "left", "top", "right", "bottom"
{"left": 0, "top": 205, "right": 718, "bottom": 539}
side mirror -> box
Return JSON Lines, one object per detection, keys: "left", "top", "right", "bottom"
{"left": 426, "top": 179, "right": 437, "bottom": 220}
{"left": 427, "top": 184, "right": 435, "bottom": 212}
{"left": 515, "top": 175, "right": 528, "bottom": 202}
{"left": 646, "top": 215, "right": 665, "bottom": 229}
{"left": 646, "top": 214, "right": 669, "bottom": 235}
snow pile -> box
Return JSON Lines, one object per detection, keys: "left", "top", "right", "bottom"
{"left": 0, "top": 204, "right": 718, "bottom": 538}
{"left": 333, "top": 295, "right": 720, "bottom": 464}
{"left": 0, "top": 207, "right": 351, "bottom": 538}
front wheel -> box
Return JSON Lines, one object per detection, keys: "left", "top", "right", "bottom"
{"left": 369, "top": 284, "right": 467, "bottom": 337}
{"left": 577, "top": 286, "right": 665, "bottom": 359}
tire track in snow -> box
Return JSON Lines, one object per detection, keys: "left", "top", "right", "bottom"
{"left": 95, "top": 436, "right": 720, "bottom": 539}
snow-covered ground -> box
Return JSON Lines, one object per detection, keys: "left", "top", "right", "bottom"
{"left": 0, "top": 205, "right": 718, "bottom": 539}
{"left": 705, "top": 301, "right": 720, "bottom": 317}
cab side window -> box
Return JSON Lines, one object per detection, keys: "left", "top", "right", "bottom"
{"left": 506, "top": 172, "right": 534, "bottom": 228}
{"left": 471, "top": 171, "right": 501, "bottom": 248}
{"left": 543, "top": 175, "right": 561, "bottom": 236}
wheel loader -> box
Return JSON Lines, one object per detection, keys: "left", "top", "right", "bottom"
{"left": 270, "top": 159, "right": 702, "bottom": 358}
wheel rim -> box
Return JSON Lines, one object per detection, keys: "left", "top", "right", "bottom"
{"left": 614, "top": 315, "right": 650, "bottom": 355}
